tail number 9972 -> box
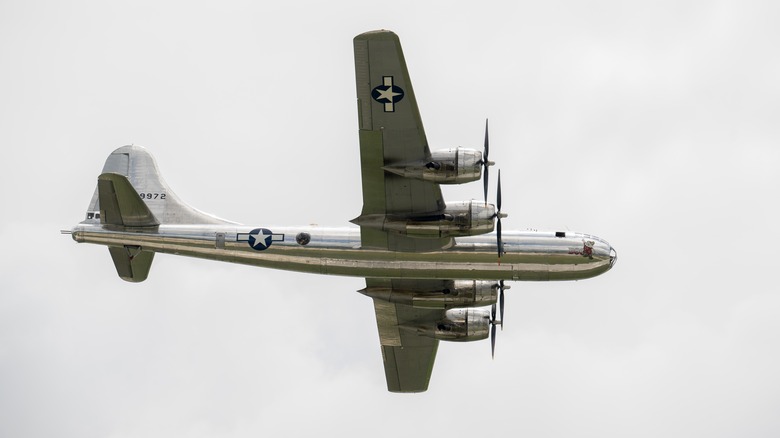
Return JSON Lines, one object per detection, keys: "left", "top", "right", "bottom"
{"left": 140, "top": 193, "right": 166, "bottom": 200}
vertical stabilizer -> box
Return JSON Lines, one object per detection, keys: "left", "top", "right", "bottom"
{"left": 84, "top": 145, "right": 233, "bottom": 225}
{"left": 82, "top": 145, "right": 234, "bottom": 283}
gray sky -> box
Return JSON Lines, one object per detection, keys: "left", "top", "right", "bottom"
{"left": 2, "top": 0, "right": 779, "bottom": 436}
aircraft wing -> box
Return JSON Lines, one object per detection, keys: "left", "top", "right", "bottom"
{"left": 354, "top": 31, "right": 455, "bottom": 392}
{"left": 353, "top": 30, "right": 451, "bottom": 252}
{"left": 366, "top": 278, "right": 443, "bottom": 393}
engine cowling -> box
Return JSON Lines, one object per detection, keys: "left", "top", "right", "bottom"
{"left": 359, "top": 280, "right": 498, "bottom": 309}
{"left": 382, "top": 147, "right": 483, "bottom": 184}
{"left": 402, "top": 308, "right": 491, "bottom": 342}
{"left": 351, "top": 200, "right": 496, "bottom": 238}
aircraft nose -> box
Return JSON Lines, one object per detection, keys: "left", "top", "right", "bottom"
{"left": 609, "top": 247, "right": 618, "bottom": 269}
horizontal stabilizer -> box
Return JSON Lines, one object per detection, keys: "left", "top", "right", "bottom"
{"left": 108, "top": 246, "right": 154, "bottom": 282}
{"left": 98, "top": 173, "right": 159, "bottom": 227}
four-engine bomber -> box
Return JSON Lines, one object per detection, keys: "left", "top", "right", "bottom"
{"left": 67, "top": 30, "right": 617, "bottom": 393}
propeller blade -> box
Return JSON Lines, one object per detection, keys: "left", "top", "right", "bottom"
{"left": 497, "top": 217, "right": 503, "bottom": 259}
{"left": 490, "top": 323, "right": 496, "bottom": 359}
{"left": 483, "top": 165, "right": 489, "bottom": 205}
{"left": 484, "top": 119, "right": 489, "bottom": 162}
{"left": 491, "top": 303, "right": 496, "bottom": 322}
{"left": 496, "top": 169, "right": 502, "bottom": 213}
{"left": 499, "top": 282, "right": 505, "bottom": 330}
{"left": 483, "top": 119, "right": 490, "bottom": 204}
{"left": 495, "top": 170, "right": 504, "bottom": 261}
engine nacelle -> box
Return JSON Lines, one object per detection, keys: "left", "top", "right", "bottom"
{"left": 402, "top": 308, "right": 491, "bottom": 342}
{"left": 351, "top": 200, "right": 495, "bottom": 238}
{"left": 382, "top": 147, "right": 483, "bottom": 184}
{"left": 359, "top": 280, "right": 498, "bottom": 309}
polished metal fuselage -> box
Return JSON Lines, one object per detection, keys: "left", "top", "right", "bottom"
{"left": 71, "top": 224, "right": 616, "bottom": 281}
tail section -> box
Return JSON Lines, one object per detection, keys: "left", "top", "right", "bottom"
{"left": 82, "top": 145, "right": 234, "bottom": 282}
{"left": 84, "top": 145, "right": 233, "bottom": 226}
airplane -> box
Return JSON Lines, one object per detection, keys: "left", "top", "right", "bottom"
{"left": 66, "top": 30, "right": 617, "bottom": 393}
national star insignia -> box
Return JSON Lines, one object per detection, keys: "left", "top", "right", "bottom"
{"left": 375, "top": 86, "right": 401, "bottom": 102}
{"left": 250, "top": 230, "right": 272, "bottom": 249}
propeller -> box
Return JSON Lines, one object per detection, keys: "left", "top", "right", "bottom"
{"left": 488, "top": 280, "right": 512, "bottom": 358}
{"left": 478, "top": 119, "right": 509, "bottom": 357}
{"left": 480, "top": 119, "right": 495, "bottom": 204}
{"left": 489, "top": 304, "right": 498, "bottom": 358}
{"left": 477, "top": 119, "right": 504, "bottom": 262}
{"left": 499, "top": 280, "right": 511, "bottom": 329}
{"left": 493, "top": 170, "right": 507, "bottom": 262}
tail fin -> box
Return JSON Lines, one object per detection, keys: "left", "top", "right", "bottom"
{"left": 84, "top": 145, "right": 233, "bottom": 225}
{"left": 83, "top": 145, "right": 234, "bottom": 282}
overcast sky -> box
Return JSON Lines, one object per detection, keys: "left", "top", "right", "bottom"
{"left": 2, "top": 0, "right": 779, "bottom": 436}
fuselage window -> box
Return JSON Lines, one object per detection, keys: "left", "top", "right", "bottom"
{"left": 296, "top": 232, "right": 311, "bottom": 246}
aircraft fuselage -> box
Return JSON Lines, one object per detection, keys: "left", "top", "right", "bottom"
{"left": 71, "top": 224, "right": 616, "bottom": 281}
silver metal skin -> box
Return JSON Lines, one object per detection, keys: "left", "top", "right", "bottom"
{"left": 351, "top": 200, "right": 497, "bottom": 238}
{"left": 382, "top": 147, "right": 483, "bottom": 184}
{"left": 71, "top": 223, "right": 616, "bottom": 282}
{"left": 405, "top": 308, "right": 491, "bottom": 342}
{"left": 359, "top": 280, "right": 498, "bottom": 309}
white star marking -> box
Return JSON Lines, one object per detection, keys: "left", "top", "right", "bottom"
{"left": 250, "top": 231, "right": 272, "bottom": 249}
{"left": 376, "top": 86, "right": 401, "bottom": 102}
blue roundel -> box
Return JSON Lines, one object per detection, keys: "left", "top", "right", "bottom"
{"left": 371, "top": 84, "right": 405, "bottom": 104}
{"left": 248, "top": 228, "right": 273, "bottom": 251}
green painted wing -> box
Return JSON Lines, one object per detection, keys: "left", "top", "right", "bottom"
{"left": 367, "top": 278, "right": 443, "bottom": 393}
{"left": 353, "top": 30, "right": 452, "bottom": 252}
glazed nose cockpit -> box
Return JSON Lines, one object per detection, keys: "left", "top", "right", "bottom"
{"left": 609, "top": 247, "right": 618, "bottom": 269}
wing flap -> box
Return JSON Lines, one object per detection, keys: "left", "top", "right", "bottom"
{"left": 373, "top": 298, "right": 402, "bottom": 346}
{"left": 358, "top": 130, "right": 386, "bottom": 216}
